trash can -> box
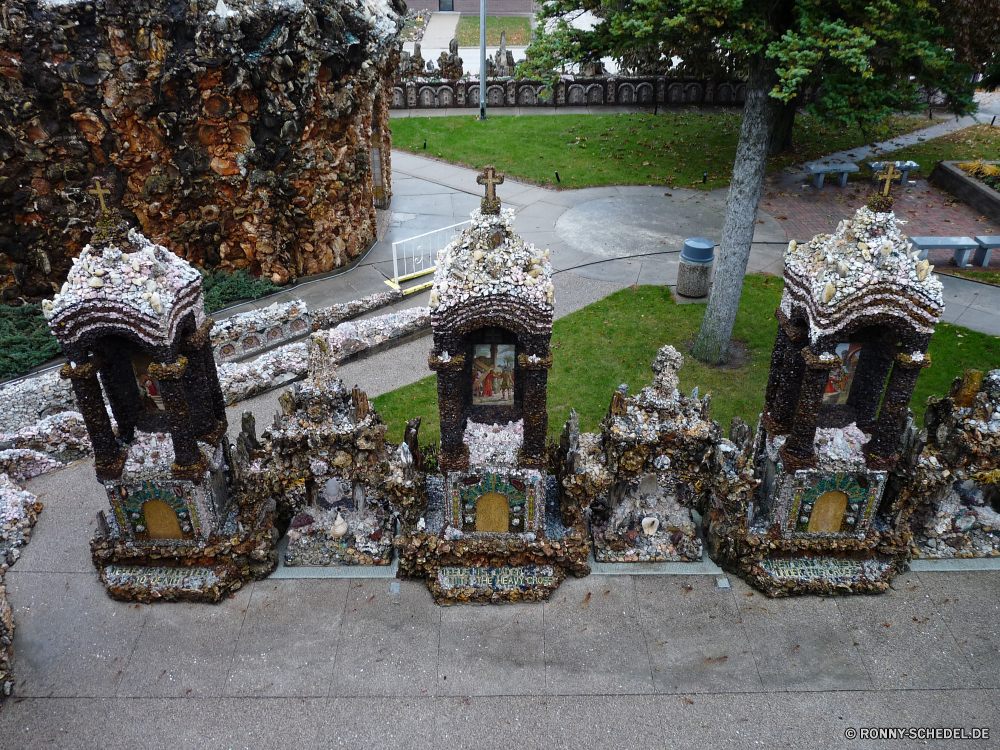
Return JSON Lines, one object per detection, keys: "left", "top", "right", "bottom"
{"left": 676, "top": 237, "right": 715, "bottom": 298}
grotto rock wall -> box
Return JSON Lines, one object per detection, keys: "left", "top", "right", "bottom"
{"left": 0, "top": 0, "right": 403, "bottom": 300}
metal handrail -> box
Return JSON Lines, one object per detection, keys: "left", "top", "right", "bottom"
{"left": 387, "top": 220, "right": 471, "bottom": 295}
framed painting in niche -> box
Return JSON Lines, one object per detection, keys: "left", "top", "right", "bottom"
{"left": 130, "top": 352, "right": 165, "bottom": 412}
{"left": 823, "top": 342, "right": 862, "bottom": 406}
{"left": 472, "top": 343, "right": 515, "bottom": 406}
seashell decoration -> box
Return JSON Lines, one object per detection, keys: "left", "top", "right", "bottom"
{"left": 641, "top": 517, "right": 660, "bottom": 536}
{"left": 330, "top": 512, "right": 349, "bottom": 538}
{"left": 823, "top": 281, "right": 836, "bottom": 304}
{"left": 916, "top": 260, "right": 934, "bottom": 281}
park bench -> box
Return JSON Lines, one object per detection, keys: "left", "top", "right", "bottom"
{"left": 805, "top": 161, "right": 859, "bottom": 189}
{"left": 909, "top": 236, "right": 980, "bottom": 267}
{"left": 867, "top": 160, "right": 920, "bottom": 185}
{"left": 974, "top": 236, "right": 1000, "bottom": 268}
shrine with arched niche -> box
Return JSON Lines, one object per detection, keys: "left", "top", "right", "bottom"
{"left": 45, "top": 201, "right": 230, "bottom": 549}
{"left": 745, "top": 182, "right": 945, "bottom": 595}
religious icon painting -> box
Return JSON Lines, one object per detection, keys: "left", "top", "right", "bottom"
{"left": 472, "top": 343, "right": 515, "bottom": 405}
{"left": 130, "top": 352, "right": 166, "bottom": 412}
{"left": 822, "top": 342, "right": 863, "bottom": 406}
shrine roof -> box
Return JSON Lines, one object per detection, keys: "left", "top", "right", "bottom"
{"left": 44, "top": 217, "right": 205, "bottom": 348}
{"left": 429, "top": 207, "right": 554, "bottom": 326}
{"left": 781, "top": 205, "right": 944, "bottom": 344}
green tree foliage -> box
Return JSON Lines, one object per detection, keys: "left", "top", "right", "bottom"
{"left": 945, "top": 0, "right": 1000, "bottom": 89}
{"left": 0, "top": 304, "right": 62, "bottom": 379}
{"left": 526, "top": 0, "right": 976, "bottom": 363}
{"left": 201, "top": 269, "right": 281, "bottom": 314}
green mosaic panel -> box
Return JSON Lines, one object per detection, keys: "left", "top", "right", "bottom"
{"left": 787, "top": 471, "right": 882, "bottom": 537}
{"left": 109, "top": 481, "right": 201, "bottom": 540}
{"left": 453, "top": 473, "right": 530, "bottom": 534}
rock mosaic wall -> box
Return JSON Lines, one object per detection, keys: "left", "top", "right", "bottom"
{"left": 0, "top": 0, "right": 404, "bottom": 301}
{"left": 556, "top": 346, "right": 748, "bottom": 565}
{"left": 899, "top": 369, "right": 1000, "bottom": 559}
{"left": 390, "top": 76, "right": 748, "bottom": 110}
{"left": 0, "top": 473, "right": 42, "bottom": 699}
{"left": 243, "top": 343, "right": 397, "bottom": 567}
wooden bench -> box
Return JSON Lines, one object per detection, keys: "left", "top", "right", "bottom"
{"left": 909, "top": 236, "right": 980, "bottom": 267}
{"left": 805, "top": 161, "right": 859, "bottom": 189}
{"left": 974, "top": 236, "right": 1000, "bottom": 267}
{"left": 867, "top": 160, "right": 920, "bottom": 185}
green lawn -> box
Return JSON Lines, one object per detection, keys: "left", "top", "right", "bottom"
{"left": 455, "top": 16, "right": 532, "bottom": 47}
{"left": 872, "top": 123, "right": 1000, "bottom": 179}
{"left": 373, "top": 276, "right": 1000, "bottom": 445}
{"left": 391, "top": 113, "right": 935, "bottom": 190}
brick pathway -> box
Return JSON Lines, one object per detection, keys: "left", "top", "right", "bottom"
{"left": 763, "top": 176, "right": 1000, "bottom": 269}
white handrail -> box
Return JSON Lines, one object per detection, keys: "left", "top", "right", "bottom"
{"left": 388, "top": 220, "right": 471, "bottom": 294}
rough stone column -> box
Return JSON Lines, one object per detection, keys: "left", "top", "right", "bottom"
{"left": 149, "top": 356, "right": 204, "bottom": 480}
{"left": 518, "top": 351, "right": 552, "bottom": 471}
{"left": 847, "top": 342, "right": 896, "bottom": 433}
{"left": 866, "top": 352, "right": 930, "bottom": 469}
{"left": 763, "top": 312, "right": 807, "bottom": 435}
{"left": 61, "top": 356, "right": 124, "bottom": 480}
{"left": 429, "top": 352, "right": 468, "bottom": 473}
{"left": 182, "top": 319, "right": 227, "bottom": 443}
{"left": 780, "top": 349, "right": 837, "bottom": 470}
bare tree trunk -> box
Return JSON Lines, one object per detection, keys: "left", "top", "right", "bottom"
{"left": 690, "top": 58, "right": 779, "bottom": 365}
{"left": 769, "top": 99, "right": 796, "bottom": 155}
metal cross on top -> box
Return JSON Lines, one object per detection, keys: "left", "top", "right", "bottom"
{"left": 477, "top": 165, "right": 504, "bottom": 215}
{"left": 89, "top": 179, "right": 111, "bottom": 214}
{"left": 874, "top": 163, "right": 898, "bottom": 197}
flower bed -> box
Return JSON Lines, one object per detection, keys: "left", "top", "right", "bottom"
{"left": 929, "top": 160, "right": 1000, "bottom": 226}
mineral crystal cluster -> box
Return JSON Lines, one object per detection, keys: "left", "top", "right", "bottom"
{"left": 0, "top": 0, "right": 404, "bottom": 300}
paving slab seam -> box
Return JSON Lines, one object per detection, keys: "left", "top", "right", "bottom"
{"left": 324, "top": 574, "right": 354, "bottom": 699}
{"left": 220, "top": 580, "right": 255, "bottom": 701}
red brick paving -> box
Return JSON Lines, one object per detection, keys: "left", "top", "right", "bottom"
{"left": 762, "top": 176, "right": 1000, "bottom": 269}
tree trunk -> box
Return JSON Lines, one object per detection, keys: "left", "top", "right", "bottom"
{"left": 769, "top": 98, "right": 796, "bottom": 155}
{"left": 690, "top": 58, "right": 779, "bottom": 365}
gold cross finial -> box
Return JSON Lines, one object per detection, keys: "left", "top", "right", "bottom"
{"left": 477, "top": 165, "right": 504, "bottom": 215}
{"left": 89, "top": 179, "right": 111, "bottom": 213}
{"left": 875, "top": 163, "right": 897, "bottom": 197}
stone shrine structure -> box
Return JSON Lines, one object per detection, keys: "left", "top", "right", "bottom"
{"left": 437, "top": 39, "right": 463, "bottom": 80}
{"left": 397, "top": 166, "right": 590, "bottom": 603}
{"left": 246, "top": 332, "right": 403, "bottom": 567}
{"left": 557, "top": 347, "right": 753, "bottom": 565}
{"left": 0, "top": 0, "right": 404, "bottom": 300}
{"left": 709, "top": 188, "right": 946, "bottom": 595}
{"left": 43, "top": 201, "right": 278, "bottom": 602}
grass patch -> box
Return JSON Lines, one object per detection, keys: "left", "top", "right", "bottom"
{"left": 373, "top": 275, "right": 1000, "bottom": 445}
{"left": 875, "top": 123, "right": 1000, "bottom": 179}
{"left": 938, "top": 268, "right": 1000, "bottom": 286}
{"left": 202, "top": 269, "right": 281, "bottom": 314}
{"left": 392, "top": 113, "right": 934, "bottom": 189}
{"left": 0, "top": 303, "right": 62, "bottom": 379}
{"left": 455, "top": 16, "right": 531, "bottom": 47}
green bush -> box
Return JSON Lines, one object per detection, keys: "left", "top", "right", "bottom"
{"left": 201, "top": 269, "right": 281, "bottom": 314}
{"left": 0, "top": 304, "right": 63, "bottom": 379}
